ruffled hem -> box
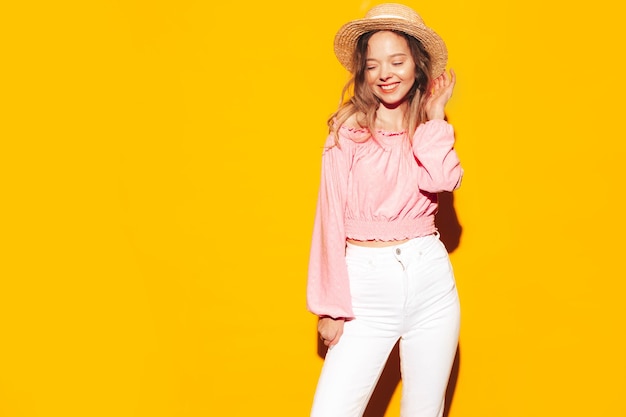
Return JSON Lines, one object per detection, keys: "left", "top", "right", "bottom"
{"left": 344, "top": 216, "right": 437, "bottom": 242}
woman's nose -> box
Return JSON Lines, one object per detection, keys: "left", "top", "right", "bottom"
{"left": 378, "top": 67, "right": 392, "bottom": 81}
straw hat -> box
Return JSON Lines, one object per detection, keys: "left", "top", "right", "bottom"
{"left": 334, "top": 3, "right": 447, "bottom": 77}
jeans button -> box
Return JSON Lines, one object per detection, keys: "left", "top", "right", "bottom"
{"left": 395, "top": 248, "right": 401, "bottom": 255}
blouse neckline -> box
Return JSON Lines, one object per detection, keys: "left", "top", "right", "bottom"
{"left": 340, "top": 125, "right": 407, "bottom": 137}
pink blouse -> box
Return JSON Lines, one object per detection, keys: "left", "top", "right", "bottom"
{"left": 307, "top": 119, "right": 463, "bottom": 319}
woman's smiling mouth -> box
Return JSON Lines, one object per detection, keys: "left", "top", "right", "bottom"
{"left": 380, "top": 83, "right": 400, "bottom": 92}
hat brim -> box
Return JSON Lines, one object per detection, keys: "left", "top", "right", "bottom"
{"left": 334, "top": 18, "right": 448, "bottom": 78}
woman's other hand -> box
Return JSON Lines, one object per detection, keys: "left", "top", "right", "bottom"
{"left": 425, "top": 69, "right": 456, "bottom": 121}
{"left": 318, "top": 317, "right": 345, "bottom": 349}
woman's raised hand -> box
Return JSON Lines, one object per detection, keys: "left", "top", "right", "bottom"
{"left": 425, "top": 69, "right": 456, "bottom": 121}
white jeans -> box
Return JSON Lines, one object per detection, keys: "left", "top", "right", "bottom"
{"left": 310, "top": 234, "right": 460, "bottom": 417}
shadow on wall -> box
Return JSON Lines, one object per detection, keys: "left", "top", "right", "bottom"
{"left": 435, "top": 191, "right": 462, "bottom": 253}
{"left": 315, "top": 191, "right": 463, "bottom": 416}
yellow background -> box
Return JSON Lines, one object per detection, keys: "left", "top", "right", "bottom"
{"left": 2, "top": 0, "right": 625, "bottom": 416}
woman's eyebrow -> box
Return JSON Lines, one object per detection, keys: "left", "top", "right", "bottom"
{"left": 366, "top": 53, "right": 408, "bottom": 61}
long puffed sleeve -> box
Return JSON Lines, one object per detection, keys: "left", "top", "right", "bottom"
{"left": 307, "top": 134, "right": 355, "bottom": 319}
{"left": 412, "top": 119, "right": 463, "bottom": 192}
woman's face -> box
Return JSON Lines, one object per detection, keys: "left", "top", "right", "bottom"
{"left": 365, "top": 31, "right": 416, "bottom": 108}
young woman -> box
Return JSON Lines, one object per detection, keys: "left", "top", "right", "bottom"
{"left": 307, "top": 4, "right": 463, "bottom": 416}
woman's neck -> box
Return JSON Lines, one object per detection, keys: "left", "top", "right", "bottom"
{"left": 374, "top": 103, "right": 408, "bottom": 132}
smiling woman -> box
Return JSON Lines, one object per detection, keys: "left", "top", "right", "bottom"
{"left": 306, "top": 4, "right": 463, "bottom": 417}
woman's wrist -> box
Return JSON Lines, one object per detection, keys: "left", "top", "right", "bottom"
{"left": 427, "top": 110, "right": 445, "bottom": 120}
{"left": 319, "top": 315, "right": 347, "bottom": 321}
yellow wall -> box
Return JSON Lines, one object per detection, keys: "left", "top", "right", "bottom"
{"left": 2, "top": 1, "right": 625, "bottom": 416}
